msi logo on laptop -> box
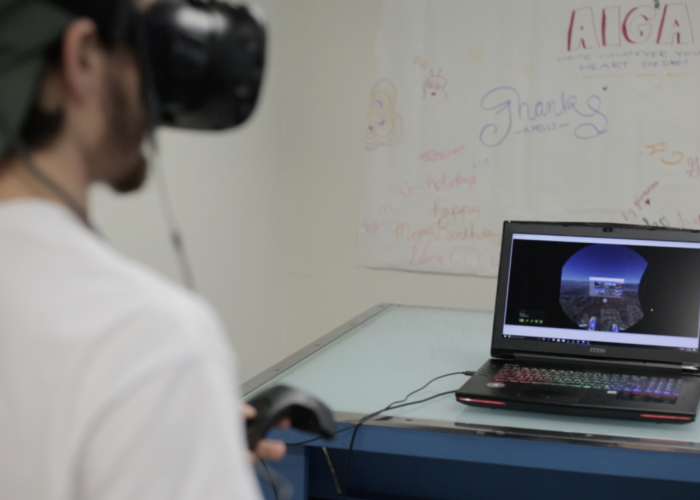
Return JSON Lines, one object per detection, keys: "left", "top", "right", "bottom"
{"left": 590, "top": 347, "right": 606, "bottom": 353}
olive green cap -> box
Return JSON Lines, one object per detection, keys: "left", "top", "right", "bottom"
{"left": 0, "top": 0, "right": 75, "bottom": 158}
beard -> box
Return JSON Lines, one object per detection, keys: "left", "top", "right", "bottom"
{"left": 89, "top": 54, "right": 151, "bottom": 194}
{"left": 108, "top": 153, "right": 147, "bottom": 193}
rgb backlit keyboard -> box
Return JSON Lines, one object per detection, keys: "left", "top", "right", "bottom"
{"left": 494, "top": 364, "right": 682, "bottom": 403}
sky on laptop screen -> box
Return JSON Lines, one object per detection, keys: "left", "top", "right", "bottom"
{"left": 503, "top": 234, "right": 700, "bottom": 351}
{"left": 560, "top": 244, "right": 647, "bottom": 332}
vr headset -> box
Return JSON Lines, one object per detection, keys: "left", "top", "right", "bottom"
{"left": 48, "top": 0, "right": 266, "bottom": 131}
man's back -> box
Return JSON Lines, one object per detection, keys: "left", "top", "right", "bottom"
{"left": 0, "top": 199, "right": 261, "bottom": 500}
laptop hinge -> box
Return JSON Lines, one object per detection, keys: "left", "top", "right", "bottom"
{"left": 514, "top": 352, "right": 687, "bottom": 372}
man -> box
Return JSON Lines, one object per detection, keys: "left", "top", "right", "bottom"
{"left": 0, "top": 0, "right": 284, "bottom": 498}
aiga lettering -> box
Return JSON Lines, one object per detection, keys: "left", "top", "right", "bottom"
{"left": 623, "top": 6, "right": 656, "bottom": 44}
{"left": 569, "top": 7, "right": 599, "bottom": 51}
{"left": 602, "top": 7, "right": 621, "bottom": 47}
{"left": 568, "top": 3, "right": 693, "bottom": 51}
{"left": 657, "top": 4, "right": 694, "bottom": 45}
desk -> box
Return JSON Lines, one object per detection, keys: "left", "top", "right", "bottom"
{"left": 243, "top": 305, "right": 700, "bottom": 500}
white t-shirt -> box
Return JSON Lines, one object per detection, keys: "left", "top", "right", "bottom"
{"left": 0, "top": 199, "right": 262, "bottom": 500}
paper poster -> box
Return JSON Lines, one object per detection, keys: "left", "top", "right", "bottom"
{"left": 359, "top": 0, "right": 700, "bottom": 276}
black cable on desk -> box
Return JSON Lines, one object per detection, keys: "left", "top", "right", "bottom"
{"left": 255, "top": 459, "right": 292, "bottom": 500}
{"left": 259, "top": 460, "right": 279, "bottom": 500}
{"left": 282, "top": 370, "right": 476, "bottom": 499}
{"left": 343, "top": 421, "right": 362, "bottom": 500}
{"left": 285, "top": 371, "right": 475, "bottom": 448}
{"left": 387, "top": 370, "right": 474, "bottom": 408}
{"left": 340, "top": 371, "right": 474, "bottom": 500}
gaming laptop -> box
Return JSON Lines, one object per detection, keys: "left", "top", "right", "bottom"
{"left": 456, "top": 221, "right": 700, "bottom": 423}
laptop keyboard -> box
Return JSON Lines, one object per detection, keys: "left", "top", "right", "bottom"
{"left": 494, "top": 364, "right": 682, "bottom": 403}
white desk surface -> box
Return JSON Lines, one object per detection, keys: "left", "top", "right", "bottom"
{"left": 245, "top": 304, "right": 700, "bottom": 450}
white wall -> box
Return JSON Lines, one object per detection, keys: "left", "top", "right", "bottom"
{"left": 282, "top": 0, "right": 498, "bottom": 352}
{"left": 92, "top": 0, "right": 498, "bottom": 381}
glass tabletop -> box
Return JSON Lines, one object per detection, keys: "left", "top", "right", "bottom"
{"left": 243, "top": 304, "right": 700, "bottom": 452}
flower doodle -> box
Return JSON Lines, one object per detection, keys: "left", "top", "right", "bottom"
{"left": 366, "top": 79, "right": 403, "bottom": 151}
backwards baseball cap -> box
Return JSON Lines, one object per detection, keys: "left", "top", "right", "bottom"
{"left": 0, "top": 0, "right": 76, "bottom": 159}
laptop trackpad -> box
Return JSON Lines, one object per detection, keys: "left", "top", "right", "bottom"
{"left": 518, "top": 386, "right": 583, "bottom": 403}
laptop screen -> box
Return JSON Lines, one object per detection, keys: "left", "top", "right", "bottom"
{"left": 493, "top": 222, "right": 700, "bottom": 365}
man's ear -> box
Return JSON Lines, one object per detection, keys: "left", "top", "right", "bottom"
{"left": 57, "top": 18, "right": 104, "bottom": 107}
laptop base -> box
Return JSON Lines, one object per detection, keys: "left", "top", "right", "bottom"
{"left": 455, "top": 359, "right": 700, "bottom": 424}
{"left": 456, "top": 392, "right": 694, "bottom": 423}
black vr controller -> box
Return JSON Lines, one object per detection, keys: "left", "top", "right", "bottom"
{"left": 246, "top": 385, "right": 336, "bottom": 449}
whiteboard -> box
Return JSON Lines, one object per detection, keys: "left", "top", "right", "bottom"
{"left": 359, "top": 0, "right": 700, "bottom": 277}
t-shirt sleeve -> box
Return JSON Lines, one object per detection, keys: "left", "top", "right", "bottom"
{"left": 76, "top": 299, "right": 262, "bottom": 500}
{"left": 78, "top": 357, "right": 262, "bottom": 500}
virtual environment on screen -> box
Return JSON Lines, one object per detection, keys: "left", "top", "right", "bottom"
{"left": 559, "top": 245, "right": 648, "bottom": 332}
